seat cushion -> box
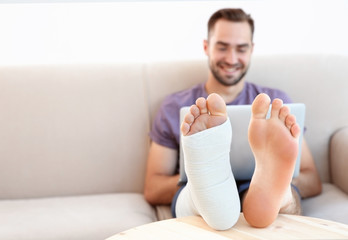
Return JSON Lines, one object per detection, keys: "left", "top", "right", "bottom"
{"left": 0, "top": 193, "right": 156, "bottom": 240}
{"left": 302, "top": 183, "right": 348, "bottom": 225}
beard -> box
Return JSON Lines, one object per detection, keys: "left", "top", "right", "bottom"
{"left": 209, "top": 60, "right": 249, "bottom": 87}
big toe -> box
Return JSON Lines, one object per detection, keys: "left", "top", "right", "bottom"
{"left": 251, "top": 93, "right": 271, "bottom": 119}
{"left": 206, "top": 93, "right": 227, "bottom": 117}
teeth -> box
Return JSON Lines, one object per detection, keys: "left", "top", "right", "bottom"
{"left": 226, "top": 68, "right": 236, "bottom": 72}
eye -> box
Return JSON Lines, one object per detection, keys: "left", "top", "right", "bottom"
{"left": 216, "top": 44, "right": 228, "bottom": 52}
{"left": 238, "top": 47, "right": 248, "bottom": 53}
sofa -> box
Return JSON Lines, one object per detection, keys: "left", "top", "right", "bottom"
{"left": 0, "top": 54, "right": 348, "bottom": 240}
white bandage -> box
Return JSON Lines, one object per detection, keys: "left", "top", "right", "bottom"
{"left": 175, "top": 119, "right": 240, "bottom": 230}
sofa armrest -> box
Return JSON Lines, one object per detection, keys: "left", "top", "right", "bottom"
{"left": 330, "top": 127, "right": 348, "bottom": 194}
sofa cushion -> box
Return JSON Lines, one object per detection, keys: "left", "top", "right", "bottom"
{"left": 0, "top": 193, "right": 156, "bottom": 240}
{"left": 302, "top": 183, "right": 348, "bottom": 225}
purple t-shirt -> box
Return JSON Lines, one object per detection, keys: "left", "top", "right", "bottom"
{"left": 150, "top": 82, "right": 292, "bottom": 150}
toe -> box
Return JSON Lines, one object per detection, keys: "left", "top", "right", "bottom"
{"left": 181, "top": 122, "right": 190, "bottom": 136}
{"left": 285, "top": 114, "right": 296, "bottom": 130}
{"left": 196, "top": 97, "right": 208, "bottom": 114}
{"left": 184, "top": 112, "right": 195, "bottom": 125}
{"left": 270, "top": 99, "right": 283, "bottom": 119}
{"left": 190, "top": 105, "right": 200, "bottom": 119}
{"left": 291, "top": 123, "right": 301, "bottom": 139}
{"left": 181, "top": 112, "right": 194, "bottom": 136}
{"left": 285, "top": 114, "right": 300, "bottom": 138}
{"left": 279, "top": 106, "right": 290, "bottom": 123}
{"left": 251, "top": 93, "right": 271, "bottom": 119}
{"left": 206, "top": 93, "right": 227, "bottom": 117}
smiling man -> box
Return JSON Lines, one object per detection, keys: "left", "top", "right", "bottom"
{"left": 206, "top": 20, "right": 252, "bottom": 88}
{"left": 144, "top": 8, "right": 322, "bottom": 229}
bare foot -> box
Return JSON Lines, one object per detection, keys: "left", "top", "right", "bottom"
{"left": 181, "top": 93, "right": 227, "bottom": 136}
{"left": 243, "top": 93, "right": 300, "bottom": 228}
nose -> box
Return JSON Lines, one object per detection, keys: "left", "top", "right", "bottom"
{"left": 225, "top": 49, "right": 238, "bottom": 65}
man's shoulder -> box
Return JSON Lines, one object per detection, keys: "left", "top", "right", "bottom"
{"left": 245, "top": 82, "right": 285, "bottom": 94}
{"left": 162, "top": 83, "right": 206, "bottom": 109}
{"left": 245, "top": 82, "right": 292, "bottom": 103}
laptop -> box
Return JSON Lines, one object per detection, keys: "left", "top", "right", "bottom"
{"left": 178, "top": 103, "right": 306, "bottom": 184}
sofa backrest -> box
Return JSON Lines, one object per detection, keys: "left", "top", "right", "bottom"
{"left": 0, "top": 64, "right": 150, "bottom": 199}
{"left": 0, "top": 54, "right": 347, "bottom": 199}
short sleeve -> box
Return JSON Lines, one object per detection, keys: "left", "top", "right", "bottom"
{"left": 149, "top": 99, "right": 181, "bottom": 150}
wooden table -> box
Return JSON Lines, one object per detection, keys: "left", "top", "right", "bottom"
{"left": 106, "top": 213, "right": 348, "bottom": 240}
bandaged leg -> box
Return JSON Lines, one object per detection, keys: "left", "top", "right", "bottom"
{"left": 175, "top": 118, "right": 240, "bottom": 230}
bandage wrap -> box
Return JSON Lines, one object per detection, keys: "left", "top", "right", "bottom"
{"left": 176, "top": 119, "right": 240, "bottom": 230}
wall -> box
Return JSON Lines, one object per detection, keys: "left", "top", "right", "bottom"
{"left": 0, "top": 0, "right": 347, "bottom": 65}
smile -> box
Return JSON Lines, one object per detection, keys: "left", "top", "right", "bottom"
{"left": 224, "top": 67, "right": 238, "bottom": 73}
{"left": 221, "top": 65, "right": 241, "bottom": 74}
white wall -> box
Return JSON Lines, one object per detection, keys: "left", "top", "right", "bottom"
{"left": 0, "top": 0, "right": 347, "bottom": 65}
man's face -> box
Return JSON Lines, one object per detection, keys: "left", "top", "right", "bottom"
{"left": 204, "top": 20, "right": 254, "bottom": 87}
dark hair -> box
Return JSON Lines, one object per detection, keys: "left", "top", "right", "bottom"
{"left": 208, "top": 8, "right": 254, "bottom": 40}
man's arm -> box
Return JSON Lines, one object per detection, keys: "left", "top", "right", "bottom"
{"left": 292, "top": 138, "right": 322, "bottom": 198}
{"left": 144, "top": 142, "right": 180, "bottom": 205}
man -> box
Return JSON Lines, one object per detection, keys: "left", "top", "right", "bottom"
{"left": 144, "top": 8, "right": 322, "bottom": 229}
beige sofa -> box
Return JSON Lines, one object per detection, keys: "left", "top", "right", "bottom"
{"left": 1, "top": 54, "right": 348, "bottom": 239}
